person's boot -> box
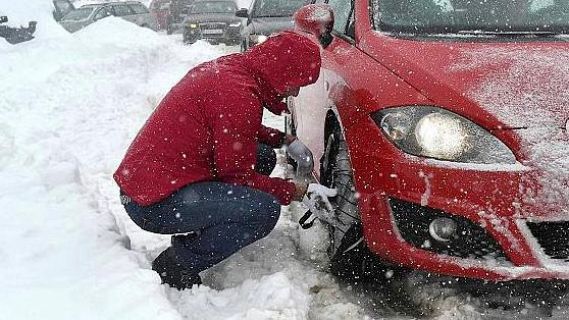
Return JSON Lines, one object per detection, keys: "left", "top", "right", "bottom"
{"left": 152, "top": 248, "right": 202, "bottom": 290}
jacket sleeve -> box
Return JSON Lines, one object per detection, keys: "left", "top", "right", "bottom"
{"left": 258, "top": 125, "right": 285, "bottom": 148}
{"left": 210, "top": 90, "right": 295, "bottom": 205}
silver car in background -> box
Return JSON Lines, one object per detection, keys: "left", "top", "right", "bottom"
{"left": 59, "top": 1, "right": 157, "bottom": 33}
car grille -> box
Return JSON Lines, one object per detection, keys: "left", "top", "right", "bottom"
{"left": 199, "top": 22, "right": 226, "bottom": 37}
{"left": 389, "top": 198, "right": 508, "bottom": 261}
{"left": 527, "top": 221, "right": 569, "bottom": 261}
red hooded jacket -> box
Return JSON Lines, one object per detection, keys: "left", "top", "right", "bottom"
{"left": 114, "top": 32, "right": 321, "bottom": 206}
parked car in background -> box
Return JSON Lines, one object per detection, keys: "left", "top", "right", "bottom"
{"left": 52, "top": 0, "right": 75, "bottom": 22}
{"left": 149, "top": 0, "right": 171, "bottom": 30}
{"left": 236, "top": 0, "right": 307, "bottom": 51}
{"left": 166, "top": 0, "right": 194, "bottom": 34}
{"left": 59, "top": 1, "right": 157, "bottom": 33}
{"left": 182, "top": 0, "right": 241, "bottom": 44}
{"left": 291, "top": 0, "right": 569, "bottom": 309}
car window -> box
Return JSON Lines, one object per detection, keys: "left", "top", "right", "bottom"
{"left": 191, "top": 1, "right": 237, "bottom": 14}
{"left": 94, "top": 7, "right": 111, "bottom": 20}
{"left": 113, "top": 4, "right": 134, "bottom": 16}
{"left": 252, "top": 0, "right": 307, "bottom": 18}
{"left": 326, "top": 0, "right": 353, "bottom": 35}
{"left": 54, "top": 0, "right": 74, "bottom": 13}
{"left": 61, "top": 7, "right": 94, "bottom": 21}
{"left": 129, "top": 3, "right": 150, "bottom": 14}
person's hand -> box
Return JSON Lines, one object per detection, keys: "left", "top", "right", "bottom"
{"left": 283, "top": 134, "right": 297, "bottom": 146}
{"left": 286, "top": 139, "right": 314, "bottom": 179}
{"left": 293, "top": 180, "right": 308, "bottom": 201}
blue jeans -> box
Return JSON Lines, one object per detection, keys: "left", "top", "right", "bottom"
{"left": 122, "top": 144, "right": 280, "bottom": 274}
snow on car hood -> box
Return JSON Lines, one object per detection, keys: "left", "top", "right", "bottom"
{"left": 368, "top": 35, "right": 569, "bottom": 129}
{"left": 365, "top": 35, "right": 569, "bottom": 217}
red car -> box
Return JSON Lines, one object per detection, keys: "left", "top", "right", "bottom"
{"left": 149, "top": 0, "right": 171, "bottom": 30}
{"left": 290, "top": 0, "right": 569, "bottom": 284}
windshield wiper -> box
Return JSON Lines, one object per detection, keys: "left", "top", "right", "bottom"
{"left": 457, "top": 30, "right": 558, "bottom": 37}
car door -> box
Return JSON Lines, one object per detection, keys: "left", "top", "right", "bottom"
{"left": 128, "top": 3, "right": 154, "bottom": 28}
{"left": 111, "top": 3, "right": 136, "bottom": 23}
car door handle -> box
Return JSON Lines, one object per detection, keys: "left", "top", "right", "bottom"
{"left": 325, "top": 81, "right": 330, "bottom": 92}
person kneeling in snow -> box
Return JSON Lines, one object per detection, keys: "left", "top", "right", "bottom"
{"left": 113, "top": 31, "right": 321, "bottom": 290}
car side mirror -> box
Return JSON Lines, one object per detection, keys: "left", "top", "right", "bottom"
{"left": 294, "top": 4, "right": 334, "bottom": 48}
{"left": 0, "top": 16, "right": 8, "bottom": 23}
{"left": 235, "top": 8, "right": 248, "bottom": 18}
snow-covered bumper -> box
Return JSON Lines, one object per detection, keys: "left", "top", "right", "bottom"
{"left": 346, "top": 119, "right": 569, "bottom": 281}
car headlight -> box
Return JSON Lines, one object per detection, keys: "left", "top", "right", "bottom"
{"left": 372, "top": 106, "right": 516, "bottom": 164}
{"left": 249, "top": 34, "right": 268, "bottom": 44}
{"left": 229, "top": 21, "right": 242, "bottom": 27}
{"left": 188, "top": 23, "right": 198, "bottom": 28}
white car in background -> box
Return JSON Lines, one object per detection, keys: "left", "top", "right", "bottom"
{"left": 59, "top": 1, "right": 157, "bottom": 33}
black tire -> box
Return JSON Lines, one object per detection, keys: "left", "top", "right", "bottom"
{"left": 322, "top": 121, "right": 410, "bottom": 284}
{"left": 321, "top": 124, "right": 377, "bottom": 281}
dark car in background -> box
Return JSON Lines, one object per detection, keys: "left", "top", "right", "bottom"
{"left": 149, "top": 0, "right": 171, "bottom": 30}
{"left": 182, "top": 0, "right": 241, "bottom": 45}
{"left": 166, "top": 0, "right": 194, "bottom": 34}
{"left": 236, "top": 0, "right": 307, "bottom": 51}
{"left": 59, "top": 1, "right": 157, "bottom": 33}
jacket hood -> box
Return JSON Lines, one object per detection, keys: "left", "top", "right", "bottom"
{"left": 249, "top": 16, "right": 294, "bottom": 35}
{"left": 244, "top": 31, "right": 321, "bottom": 113}
{"left": 363, "top": 35, "right": 569, "bottom": 129}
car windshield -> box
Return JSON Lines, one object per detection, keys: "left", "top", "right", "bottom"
{"left": 61, "top": 7, "right": 94, "bottom": 21}
{"left": 191, "top": 1, "right": 237, "bottom": 13}
{"left": 253, "top": 0, "right": 306, "bottom": 17}
{"left": 374, "top": 0, "right": 569, "bottom": 35}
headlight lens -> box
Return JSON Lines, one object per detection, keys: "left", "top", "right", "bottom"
{"left": 250, "top": 34, "right": 268, "bottom": 44}
{"left": 229, "top": 21, "right": 242, "bottom": 27}
{"left": 188, "top": 23, "right": 198, "bottom": 28}
{"left": 372, "top": 106, "right": 516, "bottom": 164}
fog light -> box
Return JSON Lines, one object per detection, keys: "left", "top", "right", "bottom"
{"left": 428, "top": 217, "right": 457, "bottom": 242}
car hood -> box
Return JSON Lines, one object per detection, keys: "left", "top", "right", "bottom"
{"left": 362, "top": 33, "right": 569, "bottom": 130}
{"left": 362, "top": 33, "right": 569, "bottom": 217}
{"left": 184, "top": 13, "right": 239, "bottom": 23}
{"left": 249, "top": 16, "right": 294, "bottom": 35}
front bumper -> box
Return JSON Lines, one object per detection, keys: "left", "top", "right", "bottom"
{"left": 346, "top": 117, "right": 569, "bottom": 281}
{"left": 184, "top": 24, "right": 241, "bottom": 44}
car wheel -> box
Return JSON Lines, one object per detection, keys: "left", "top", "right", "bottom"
{"left": 322, "top": 120, "right": 410, "bottom": 282}
{"left": 321, "top": 122, "right": 386, "bottom": 281}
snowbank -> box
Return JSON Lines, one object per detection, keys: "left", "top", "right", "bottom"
{"left": 1, "top": 2, "right": 219, "bottom": 318}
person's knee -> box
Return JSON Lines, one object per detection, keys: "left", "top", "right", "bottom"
{"left": 251, "top": 193, "right": 281, "bottom": 238}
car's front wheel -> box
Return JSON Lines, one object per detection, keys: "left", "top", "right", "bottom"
{"left": 321, "top": 122, "right": 386, "bottom": 281}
